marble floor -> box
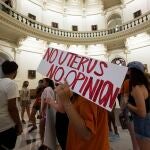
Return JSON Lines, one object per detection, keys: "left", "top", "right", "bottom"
{"left": 14, "top": 124, "right": 132, "bottom": 150}
{"left": 14, "top": 120, "right": 41, "bottom": 150}
{"left": 14, "top": 103, "right": 132, "bottom": 150}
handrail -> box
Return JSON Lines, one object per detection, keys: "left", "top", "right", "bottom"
{"left": 0, "top": 1, "right": 150, "bottom": 44}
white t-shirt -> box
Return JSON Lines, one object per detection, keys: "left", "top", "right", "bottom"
{"left": 41, "top": 86, "right": 55, "bottom": 110}
{"left": 41, "top": 87, "right": 57, "bottom": 149}
{"left": 0, "top": 78, "right": 19, "bottom": 132}
{"left": 20, "top": 87, "right": 30, "bottom": 101}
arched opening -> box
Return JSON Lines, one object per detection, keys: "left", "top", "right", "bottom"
{"left": 107, "top": 13, "right": 122, "bottom": 29}
{"left": 111, "top": 57, "right": 126, "bottom": 66}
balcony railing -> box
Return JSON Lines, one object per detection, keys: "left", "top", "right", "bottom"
{"left": 0, "top": 1, "right": 150, "bottom": 44}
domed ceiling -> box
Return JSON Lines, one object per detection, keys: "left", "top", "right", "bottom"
{"left": 36, "top": 0, "right": 122, "bottom": 10}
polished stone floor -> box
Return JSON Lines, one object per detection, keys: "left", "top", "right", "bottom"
{"left": 14, "top": 102, "right": 132, "bottom": 150}
{"left": 14, "top": 124, "right": 132, "bottom": 150}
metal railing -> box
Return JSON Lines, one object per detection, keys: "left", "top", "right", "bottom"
{"left": 0, "top": 1, "right": 150, "bottom": 40}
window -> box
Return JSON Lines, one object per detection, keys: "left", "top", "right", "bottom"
{"left": 52, "top": 22, "right": 58, "bottom": 28}
{"left": 107, "top": 13, "right": 122, "bottom": 29}
{"left": 111, "top": 57, "right": 126, "bottom": 66}
{"left": 72, "top": 25, "right": 78, "bottom": 31}
{"left": 28, "top": 13, "right": 36, "bottom": 20}
{"left": 133, "top": 10, "right": 142, "bottom": 18}
{"left": 91, "top": 25, "right": 98, "bottom": 31}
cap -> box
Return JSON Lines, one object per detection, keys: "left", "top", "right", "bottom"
{"left": 127, "top": 61, "right": 144, "bottom": 73}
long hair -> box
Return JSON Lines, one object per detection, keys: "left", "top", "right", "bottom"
{"left": 44, "top": 78, "right": 55, "bottom": 90}
{"left": 22, "top": 81, "right": 29, "bottom": 88}
{"left": 129, "top": 68, "right": 150, "bottom": 93}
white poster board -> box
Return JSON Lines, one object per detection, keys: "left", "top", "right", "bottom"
{"left": 37, "top": 47, "right": 128, "bottom": 111}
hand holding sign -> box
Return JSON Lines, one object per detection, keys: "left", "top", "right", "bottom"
{"left": 55, "top": 81, "right": 73, "bottom": 106}
{"left": 37, "top": 47, "right": 128, "bottom": 111}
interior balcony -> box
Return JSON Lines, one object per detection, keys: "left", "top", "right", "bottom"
{"left": 0, "top": 1, "right": 150, "bottom": 47}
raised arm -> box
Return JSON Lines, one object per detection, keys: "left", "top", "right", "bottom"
{"left": 55, "top": 83, "right": 92, "bottom": 140}
{"left": 49, "top": 99, "right": 65, "bottom": 113}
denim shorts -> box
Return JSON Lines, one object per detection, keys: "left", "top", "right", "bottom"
{"left": 133, "top": 113, "right": 150, "bottom": 139}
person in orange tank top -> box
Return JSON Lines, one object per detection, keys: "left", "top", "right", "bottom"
{"left": 55, "top": 82, "right": 109, "bottom": 150}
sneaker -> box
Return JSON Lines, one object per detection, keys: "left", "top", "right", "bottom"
{"left": 109, "top": 131, "right": 114, "bottom": 137}
{"left": 109, "top": 132, "right": 115, "bottom": 142}
{"left": 22, "top": 120, "right": 26, "bottom": 124}
{"left": 28, "top": 126, "right": 37, "bottom": 133}
{"left": 109, "top": 134, "right": 120, "bottom": 142}
{"left": 109, "top": 136, "right": 116, "bottom": 142}
{"left": 28, "top": 124, "right": 33, "bottom": 127}
{"left": 114, "top": 134, "right": 120, "bottom": 140}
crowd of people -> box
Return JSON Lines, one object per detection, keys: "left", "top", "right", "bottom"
{"left": 0, "top": 60, "right": 150, "bottom": 150}
{"left": 0, "top": 0, "right": 150, "bottom": 150}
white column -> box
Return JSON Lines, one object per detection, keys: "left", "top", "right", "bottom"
{"left": 82, "top": 8, "right": 86, "bottom": 31}
{"left": 15, "top": 0, "right": 23, "bottom": 12}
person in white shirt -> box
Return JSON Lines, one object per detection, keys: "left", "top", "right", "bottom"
{"left": 0, "top": 60, "right": 22, "bottom": 150}
{"left": 20, "top": 81, "right": 30, "bottom": 124}
{"left": 39, "top": 78, "right": 57, "bottom": 150}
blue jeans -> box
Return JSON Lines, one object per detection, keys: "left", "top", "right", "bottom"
{"left": 133, "top": 113, "right": 150, "bottom": 139}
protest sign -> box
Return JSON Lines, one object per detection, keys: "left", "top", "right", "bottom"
{"left": 37, "top": 47, "right": 128, "bottom": 111}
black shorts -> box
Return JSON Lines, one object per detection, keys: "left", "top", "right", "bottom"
{"left": 56, "top": 112, "right": 69, "bottom": 150}
{"left": 0, "top": 127, "right": 17, "bottom": 149}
